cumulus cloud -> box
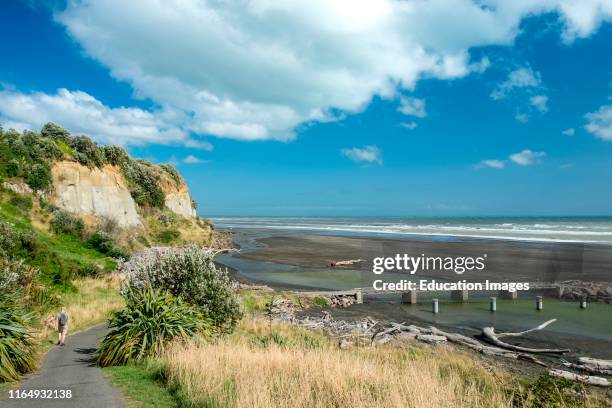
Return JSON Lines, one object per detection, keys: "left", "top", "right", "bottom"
{"left": 398, "top": 97, "right": 427, "bottom": 118}
{"left": 183, "top": 154, "right": 206, "bottom": 164}
{"left": 35, "top": 0, "right": 610, "bottom": 143}
{"left": 491, "top": 67, "right": 542, "bottom": 100}
{"left": 509, "top": 149, "right": 546, "bottom": 166}
{"left": 478, "top": 159, "right": 506, "bottom": 169}
{"left": 341, "top": 145, "right": 383, "bottom": 165}
{"left": 530, "top": 95, "right": 549, "bottom": 113}
{"left": 0, "top": 88, "right": 192, "bottom": 147}
{"left": 562, "top": 127, "right": 576, "bottom": 136}
{"left": 400, "top": 121, "right": 418, "bottom": 130}
{"left": 585, "top": 105, "right": 612, "bottom": 140}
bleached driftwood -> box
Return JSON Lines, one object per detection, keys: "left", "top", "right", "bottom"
{"left": 561, "top": 357, "right": 612, "bottom": 376}
{"left": 429, "top": 327, "right": 548, "bottom": 366}
{"left": 482, "top": 319, "right": 570, "bottom": 354}
{"left": 329, "top": 259, "right": 365, "bottom": 267}
{"left": 549, "top": 369, "right": 611, "bottom": 387}
{"left": 211, "top": 248, "right": 240, "bottom": 257}
{"left": 578, "top": 357, "right": 612, "bottom": 370}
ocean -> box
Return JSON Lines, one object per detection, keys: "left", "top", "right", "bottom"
{"left": 210, "top": 216, "right": 612, "bottom": 243}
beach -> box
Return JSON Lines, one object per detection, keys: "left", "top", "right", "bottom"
{"left": 212, "top": 217, "right": 612, "bottom": 359}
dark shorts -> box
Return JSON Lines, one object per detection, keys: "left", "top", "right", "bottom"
{"left": 58, "top": 325, "right": 67, "bottom": 334}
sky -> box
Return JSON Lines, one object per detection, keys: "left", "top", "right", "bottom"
{"left": 0, "top": 0, "right": 611, "bottom": 216}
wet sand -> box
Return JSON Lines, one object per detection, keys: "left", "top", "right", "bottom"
{"left": 237, "top": 234, "right": 612, "bottom": 283}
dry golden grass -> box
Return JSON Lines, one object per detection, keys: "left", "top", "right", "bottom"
{"left": 37, "top": 275, "right": 124, "bottom": 340}
{"left": 160, "top": 319, "right": 512, "bottom": 408}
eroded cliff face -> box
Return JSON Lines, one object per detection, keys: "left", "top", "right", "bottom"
{"left": 51, "top": 161, "right": 142, "bottom": 227}
{"left": 50, "top": 161, "right": 198, "bottom": 227}
{"left": 158, "top": 171, "right": 197, "bottom": 219}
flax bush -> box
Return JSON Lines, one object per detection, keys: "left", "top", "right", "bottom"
{"left": 123, "top": 246, "right": 241, "bottom": 332}
{"left": 97, "top": 288, "right": 210, "bottom": 367}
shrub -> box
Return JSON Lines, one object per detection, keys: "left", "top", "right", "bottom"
{"left": 75, "top": 263, "right": 102, "bottom": 278}
{"left": 0, "top": 299, "right": 36, "bottom": 382}
{"left": 6, "top": 159, "right": 19, "bottom": 178}
{"left": 103, "top": 145, "right": 129, "bottom": 166}
{"left": 24, "top": 162, "right": 52, "bottom": 191}
{"left": 157, "top": 228, "right": 180, "bottom": 243}
{"left": 513, "top": 375, "right": 583, "bottom": 407}
{"left": 50, "top": 210, "right": 84, "bottom": 237}
{"left": 160, "top": 164, "right": 182, "bottom": 187}
{"left": 41, "top": 122, "right": 70, "bottom": 141}
{"left": 86, "top": 231, "right": 129, "bottom": 260}
{"left": 97, "top": 288, "right": 210, "bottom": 367}
{"left": 70, "top": 135, "right": 105, "bottom": 168}
{"left": 0, "top": 258, "right": 37, "bottom": 298}
{"left": 123, "top": 246, "right": 242, "bottom": 332}
{"left": 9, "top": 194, "right": 33, "bottom": 211}
{"left": 120, "top": 159, "right": 165, "bottom": 208}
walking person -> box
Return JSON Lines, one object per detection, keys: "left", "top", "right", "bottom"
{"left": 56, "top": 307, "right": 69, "bottom": 346}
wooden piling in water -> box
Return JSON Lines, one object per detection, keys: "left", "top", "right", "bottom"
{"left": 580, "top": 296, "right": 587, "bottom": 309}
{"left": 451, "top": 289, "right": 469, "bottom": 302}
{"left": 401, "top": 291, "right": 418, "bottom": 305}
{"left": 536, "top": 296, "right": 543, "bottom": 311}
{"left": 432, "top": 298, "right": 439, "bottom": 314}
{"left": 490, "top": 297, "right": 497, "bottom": 312}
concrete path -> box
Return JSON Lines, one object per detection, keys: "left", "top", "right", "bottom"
{"left": 1, "top": 325, "right": 124, "bottom": 407}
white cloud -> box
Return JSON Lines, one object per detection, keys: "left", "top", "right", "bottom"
{"left": 479, "top": 159, "right": 505, "bottom": 169}
{"left": 515, "top": 113, "right": 529, "bottom": 123}
{"left": 39, "top": 0, "right": 610, "bottom": 143}
{"left": 0, "top": 88, "right": 193, "bottom": 147}
{"left": 584, "top": 105, "right": 612, "bottom": 140}
{"left": 400, "top": 121, "right": 417, "bottom": 130}
{"left": 530, "top": 95, "right": 549, "bottom": 113}
{"left": 562, "top": 127, "right": 576, "bottom": 136}
{"left": 491, "top": 67, "right": 542, "bottom": 100}
{"left": 398, "top": 97, "right": 426, "bottom": 118}
{"left": 183, "top": 154, "right": 206, "bottom": 164}
{"left": 509, "top": 149, "right": 546, "bottom": 166}
{"left": 341, "top": 145, "right": 382, "bottom": 165}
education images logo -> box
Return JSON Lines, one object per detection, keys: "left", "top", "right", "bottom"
{"left": 371, "top": 254, "right": 530, "bottom": 293}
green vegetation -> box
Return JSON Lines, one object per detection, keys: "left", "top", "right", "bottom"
{"left": 97, "top": 288, "right": 211, "bottom": 367}
{"left": 123, "top": 246, "right": 242, "bottom": 332}
{"left": 103, "top": 364, "right": 177, "bottom": 408}
{"left": 0, "top": 123, "right": 184, "bottom": 211}
{"left": 50, "top": 209, "right": 85, "bottom": 237}
{"left": 156, "top": 228, "right": 181, "bottom": 243}
{"left": 0, "top": 299, "right": 35, "bottom": 382}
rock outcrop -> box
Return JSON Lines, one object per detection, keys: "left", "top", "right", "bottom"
{"left": 51, "top": 161, "right": 142, "bottom": 227}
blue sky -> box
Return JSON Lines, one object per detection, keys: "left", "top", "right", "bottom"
{"left": 1, "top": 1, "right": 611, "bottom": 216}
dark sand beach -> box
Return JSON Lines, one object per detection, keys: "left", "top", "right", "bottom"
{"left": 237, "top": 234, "right": 612, "bottom": 283}
{"left": 218, "top": 231, "right": 612, "bottom": 359}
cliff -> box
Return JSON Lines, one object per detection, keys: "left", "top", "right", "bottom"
{"left": 51, "top": 160, "right": 197, "bottom": 228}
{"left": 51, "top": 161, "right": 142, "bottom": 227}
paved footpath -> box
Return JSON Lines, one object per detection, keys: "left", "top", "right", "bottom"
{"left": 1, "top": 325, "right": 125, "bottom": 407}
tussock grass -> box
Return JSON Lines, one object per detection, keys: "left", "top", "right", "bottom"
{"left": 160, "top": 319, "right": 512, "bottom": 408}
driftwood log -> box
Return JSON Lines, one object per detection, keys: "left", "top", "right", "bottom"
{"left": 549, "top": 369, "right": 611, "bottom": 387}
{"left": 561, "top": 358, "right": 612, "bottom": 376}
{"left": 481, "top": 319, "right": 570, "bottom": 354}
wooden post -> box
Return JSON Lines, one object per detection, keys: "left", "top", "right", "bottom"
{"left": 401, "top": 291, "right": 418, "bottom": 305}
{"left": 490, "top": 297, "right": 497, "bottom": 312}
{"left": 354, "top": 288, "right": 363, "bottom": 304}
{"left": 580, "top": 296, "right": 587, "bottom": 309}
{"left": 536, "top": 296, "right": 543, "bottom": 311}
{"left": 451, "top": 289, "right": 469, "bottom": 302}
{"left": 432, "top": 298, "right": 439, "bottom": 314}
